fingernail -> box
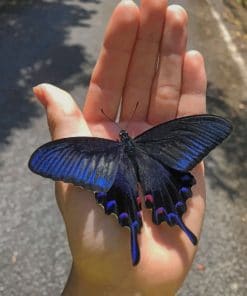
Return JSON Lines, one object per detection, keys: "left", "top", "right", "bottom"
{"left": 33, "top": 84, "right": 47, "bottom": 107}
{"left": 33, "top": 84, "right": 43, "bottom": 97}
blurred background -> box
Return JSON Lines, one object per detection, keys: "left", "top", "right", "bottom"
{"left": 0, "top": 0, "right": 246, "bottom": 295}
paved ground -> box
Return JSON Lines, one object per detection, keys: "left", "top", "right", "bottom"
{"left": 0, "top": 0, "right": 246, "bottom": 295}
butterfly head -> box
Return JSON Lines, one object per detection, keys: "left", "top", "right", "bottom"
{"left": 119, "top": 130, "right": 130, "bottom": 142}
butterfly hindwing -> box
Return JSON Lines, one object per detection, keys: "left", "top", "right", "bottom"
{"left": 95, "top": 154, "right": 142, "bottom": 265}
{"left": 134, "top": 115, "right": 232, "bottom": 171}
{"left": 29, "top": 137, "right": 124, "bottom": 192}
{"left": 135, "top": 149, "right": 198, "bottom": 245}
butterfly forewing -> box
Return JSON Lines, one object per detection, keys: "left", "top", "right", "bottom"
{"left": 29, "top": 137, "right": 124, "bottom": 192}
{"left": 134, "top": 115, "right": 232, "bottom": 171}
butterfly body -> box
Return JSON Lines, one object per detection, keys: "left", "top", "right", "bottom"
{"left": 29, "top": 114, "right": 232, "bottom": 265}
{"left": 119, "top": 129, "right": 136, "bottom": 155}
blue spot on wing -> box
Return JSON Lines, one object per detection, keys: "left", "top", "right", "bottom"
{"left": 177, "top": 158, "right": 190, "bottom": 169}
{"left": 97, "top": 177, "right": 110, "bottom": 190}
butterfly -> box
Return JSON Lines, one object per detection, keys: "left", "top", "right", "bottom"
{"left": 28, "top": 114, "right": 232, "bottom": 265}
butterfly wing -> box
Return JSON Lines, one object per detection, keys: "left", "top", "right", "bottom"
{"left": 134, "top": 115, "right": 232, "bottom": 171}
{"left": 29, "top": 136, "right": 142, "bottom": 264}
{"left": 28, "top": 137, "right": 124, "bottom": 192}
{"left": 135, "top": 150, "right": 198, "bottom": 245}
{"left": 134, "top": 114, "right": 232, "bottom": 245}
{"left": 95, "top": 153, "right": 142, "bottom": 265}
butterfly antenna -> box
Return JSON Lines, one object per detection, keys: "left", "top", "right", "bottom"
{"left": 100, "top": 108, "right": 121, "bottom": 130}
{"left": 125, "top": 101, "right": 139, "bottom": 130}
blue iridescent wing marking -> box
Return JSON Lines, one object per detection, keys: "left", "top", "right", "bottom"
{"left": 95, "top": 154, "right": 142, "bottom": 265}
{"left": 134, "top": 115, "right": 232, "bottom": 171}
{"left": 29, "top": 137, "right": 124, "bottom": 192}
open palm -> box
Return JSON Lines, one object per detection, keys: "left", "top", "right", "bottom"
{"left": 34, "top": 1, "right": 207, "bottom": 295}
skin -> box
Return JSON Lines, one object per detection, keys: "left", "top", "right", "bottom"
{"left": 33, "top": 1, "right": 207, "bottom": 295}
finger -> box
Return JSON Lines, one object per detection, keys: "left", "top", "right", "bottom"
{"left": 33, "top": 83, "right": 91, "bottom": 140}
{"left": 148, "top": 5, "right": 188, "bottom": 124}
{"left": 83, "top": 0, "right": 139, "bottom": 123}
{"left": 177, "top": 50, "right": 207, "bottom": 117}
{"left": 177, "top": 51, "right": 207, "bottom": 251}
{"left": 121, "top": 0, "right": 167, "bottom": 122}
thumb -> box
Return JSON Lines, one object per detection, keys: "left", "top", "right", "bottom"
{"left": 33, "top": 83, "right": 91, "bottom": 140}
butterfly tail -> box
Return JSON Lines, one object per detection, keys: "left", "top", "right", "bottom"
{"left": 130, "top": 221, "right": 140, "bottom": 266}
{"left": 175, "top": 215, "right": 198, "bottom": 245}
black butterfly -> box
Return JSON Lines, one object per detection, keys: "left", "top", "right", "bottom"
{"left": 28, "top": 114, "right": 232, "bottom": 265}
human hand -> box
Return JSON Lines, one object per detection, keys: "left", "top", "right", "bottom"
{"left": 33, "top": 1, "right": 207, "bottom": 295}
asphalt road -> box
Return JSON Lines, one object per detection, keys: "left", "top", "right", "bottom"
{"left": 0, "top": 0, "right": 246, "bottom": 295}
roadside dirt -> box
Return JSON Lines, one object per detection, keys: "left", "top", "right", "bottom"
{"left": 223, "top": 0, "right": 247, "bottom": 54}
